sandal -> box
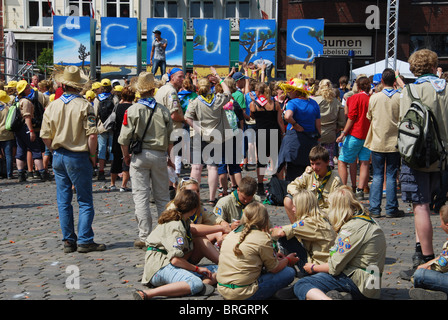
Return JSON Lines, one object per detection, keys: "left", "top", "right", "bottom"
{"left": 133, "top": 289, "right": 149, "bottom": 300}
{"left": 208, "top": 198, "right": 218, "bottom": 206}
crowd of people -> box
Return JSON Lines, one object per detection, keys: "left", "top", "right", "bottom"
{"left": 1, "top": 48, "right": 448, "bottom": 300}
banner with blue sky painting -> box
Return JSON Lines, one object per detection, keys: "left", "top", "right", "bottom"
{"left": 100, "top": 17, "right": 141, "bottom": 79}
{"left": 53, "top": 16, "right": 96, "bottom": 77}
{"left": 286, "top": 19, "right": 324, "bottom": 80}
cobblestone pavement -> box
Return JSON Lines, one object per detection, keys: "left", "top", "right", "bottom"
{"left": 0, "top": 164, "right": 446, "bottom": 301}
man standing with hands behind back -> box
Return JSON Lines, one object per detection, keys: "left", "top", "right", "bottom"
{"left": 40, "top": 66, "right": 106, "bottom": 254}
{"left": 150, "top": 30, "right": 167, "bottom": 77}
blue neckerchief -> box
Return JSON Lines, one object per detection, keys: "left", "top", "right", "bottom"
{"left": 60, "top": 93, "right": 81, "bottom": 104}
{"left": 197, "top": 94, "right": 216, "bottom": 107}
{"left": 0, "top": 104, "right": 4, "bottom": 111}
{"left": 44, "top": 91, "right": 50, "bottom": 96}
{"left": 26, "top": 90, "right": 35, "bottom": 100}
{"left": 382, "top": 88, "right": 398, "bottom": 98}
{"left": 138, "top": 98, "right": 156, "bottom": 109}
{"left": 98, "top": 92, "right": 111, "bottom": 101}
{"left": 414, "top": 75, "right": 446, "bottom": 93}
{"left": 177, "top": 90, "right": 193, "bottom": 102}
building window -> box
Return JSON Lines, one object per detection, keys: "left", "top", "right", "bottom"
{"left": 410, "top": 34, "right": 448, "bottom": 57}
{"left": 106, "top": 0, "right": 131, "bottom": 17}
{"left": 153, "top": 0, "right": 178, "bottom": 18}
{"left": 68, "top": 0, "right": 94, "bottom": 17}
{"left": 225, "top": 0, "right": 250, "bottom": 18}
{"left": 190, "top": 0, "right": 214, "bottom": 18}
{"left": 28, "top": 0, "right": 53, "bottom": 27}
{"left": 18, "top": 41, "right": 53, "bottom": 63}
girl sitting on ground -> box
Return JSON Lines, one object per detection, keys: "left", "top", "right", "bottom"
{"left": 134, "top": 189, "right": 218, "bottom": 300}
{"left": 217, "top": 201, "right": 298, "bottom": 300}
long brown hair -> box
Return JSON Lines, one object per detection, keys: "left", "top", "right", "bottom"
{"left": 158, "top": 189, "right": 200, "bottom": 224}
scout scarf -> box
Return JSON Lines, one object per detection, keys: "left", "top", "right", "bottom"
{"left": 60, "top": 93, "right": 81, "bottom": 104}
{"left": 181, "top": 218, "right": 193, "bottom": 244}
{"left": 97, "top": 92, "right": 111, "bottom": 101}
{"left": 232, "top": 190, "right": 246, "bottom": 219}
{"left": 189, "top": 208, "right": 202, "bottom": 224}
{"left": 382, "top": 88, "right": 398, "bottom": 98}
{"left": 255, "top": 95, "right": 268, "bottom": 107}
{"left": 352, "top": 210, "right": 375, "bottom": 224}
{"left": 414, "top": 74, "right": 446, "bottom": 93}
{"left": 198, "top": 93, "right": 216, "bottom": 107}
{"left": 138, "top": 97, "right": 156, "bottom": 109}
{"left": 314, "top": 169, "right": 332, "bottom": 201}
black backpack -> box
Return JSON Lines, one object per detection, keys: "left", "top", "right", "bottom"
{"left": 264, "top": 175, "right": 290, "bottom": 206}
{"left": 27, "top": 93, "right": 44, "bottom": 129}
{"left": 98, "top": 94, "right": 115, "bottom": 124}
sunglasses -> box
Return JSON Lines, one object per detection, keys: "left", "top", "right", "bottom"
{"left": 179, "top": 177, "right": 199, "bottom": 188}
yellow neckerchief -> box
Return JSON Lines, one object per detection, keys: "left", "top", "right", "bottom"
{"left": 352, "top": 210, "right": 375, "bottom": 224}
{"left": 314, "top": 169, "right": 332, "bottom": 200}
{"left": 198, "top": 93, "right": 216, "bottom": 107}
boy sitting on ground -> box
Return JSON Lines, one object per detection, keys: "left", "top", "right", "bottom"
{"left": 213, "top": 176, "right": 260, "bottom": 230}
{"left": 283, "top": 145, "right": 343, "bottom": 223}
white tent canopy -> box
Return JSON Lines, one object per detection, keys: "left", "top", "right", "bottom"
{"left": 351, "top": 59, "right": 416, "bottom": 80}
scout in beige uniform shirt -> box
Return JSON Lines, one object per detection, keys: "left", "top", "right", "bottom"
{"left": 167, "top": 201, "right": 224, "bottom": 226}
{"left": 287, "top": 166, "right": 342, "bottom": 213}
{"left": 40, "top": 93, "right": 98, "bottom": 152}
{"left": 118, "top": 100, "right": 174, "bottom": 152}
{"left": 213, "top": 190, "right": 260, "bottom": 224}
{"left": 217, "top": 227, "right": 279, "bottom": 300}
{"left": 141, "top": 219, "right": 194, "bottom": 285}
{"left": 328, "top": 214, "right": 386, "bottom": 299}
{"left": 154, "top": 82, "right": 184, "bottom": 131}
{"left": 280, "top": 215, "right": 336, "bottom": 265}
{"left": 312, "top": 95, "right": 345, "bottom": 145}
{"left": 364, "top": 88, "right": 400, "bottom": 153}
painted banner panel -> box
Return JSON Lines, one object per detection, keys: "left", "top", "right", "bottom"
{"left": 239, "top": 19, "right": 276, "bottom": 81}
{"left": 147, "top": 18, "right": 186, "bottom": 76}
{"left": 101, "top": 17, "right": 141, "bottom": 79}
{"left": 53, "top": 16, "right": 96, "bottom": 77}
{"left": 193, "top": 19, "right": 230, "bottom": 78}
{"left": 286, "top": 19, "right": 324, "bottom": 80}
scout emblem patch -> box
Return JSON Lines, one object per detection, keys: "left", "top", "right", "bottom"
{"left": 214, "top": 207, "right": 222, "bottom": 216}
{"left": 176, "top": 237, "right": 184, "bottom": 245}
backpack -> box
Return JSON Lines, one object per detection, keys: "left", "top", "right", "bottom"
{"left": 264, "top": 175, "right": 290, "bottom": 206}
{"left": 5, "top": 100, "right": 23, "bottom": 132}
{"left": 397, "top": 84, "right": 447, "bottom": 169}
{"left": 98, "top": 94, "right": 115, "bottom": 124}
{"left": 27, "top": 92, "right": 44, "bottom": 129}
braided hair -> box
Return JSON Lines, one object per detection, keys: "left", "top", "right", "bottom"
{"left": 233, "top": 202, "right": 270, "bottom": 256}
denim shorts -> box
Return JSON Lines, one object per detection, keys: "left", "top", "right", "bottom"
{"left": 400, "top": 163, "right": 440, "bottom": 204}
{"left": 150, "top": 263, "right": 218, "bottom": 296}
{"left": 339, "top": 134, "right": 371, "bottom": 163}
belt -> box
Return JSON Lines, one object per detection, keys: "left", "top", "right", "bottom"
{"left": 147, "top": 246, "right": 167, "bottom": 254}
{"left": 218, "top": 282, "right": 251, "bottom": 289}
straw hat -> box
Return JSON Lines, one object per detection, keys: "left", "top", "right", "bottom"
{"left": 54, "top": 66, "right": 89, "bottom": 90}
{"left": 16, "top": 80, "right": 29, "bottom": 94}
{"left": 0, "top": 90, "right": 11, "bottom": 104}
{"left": 279, "top": 78, "right": 310, "bottom": 96}
{"left": 133, "top": 72, "right": 156, "bottom": 94}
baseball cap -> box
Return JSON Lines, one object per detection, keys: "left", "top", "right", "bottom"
{"left": 16, "top": 80, "right": 29, "bottom": 94}
{"left": 92, "top": 82, "right": 102, "bottom": 90}
{"left": 232, "top": 72, "right": 249, "bottom": 81}
{"left": 101, "top": 78, "right": 112, "bottom": 87}
{"left": 153, "top": 30, "right": 161, "bottom": 35}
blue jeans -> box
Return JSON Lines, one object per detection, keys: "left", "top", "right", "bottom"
{"left": 247, "top": 267, "right": 296, "bottom": 300}
{"left": 293, "top": 272, "right": 366, "bottom": 300}
{"left": 413, "top": 268, "right": 448, "bottom": 295}
{"left": 150, "top": 263, "right": 218, "bottom": 296}
{"left": 0, "top": 139, "right": 14, "bottom": 178}
{"left": 98, "top": 132, "right": 113, "bottom": 161}
{"left": 152, "top": 59, "right": 166, "bottom": 76}
{"left": 52, "top": 148, "right": 95, "bottom": 244}
{"left": 369, "top": 151, "right": 400, "bottom": 216}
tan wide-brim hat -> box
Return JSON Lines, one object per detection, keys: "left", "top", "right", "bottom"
{"left": 54, "top": 65, "right": 89, "bottom": 90}
{"left": 133, "top": 72, "right": 156, "bottom": 94}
